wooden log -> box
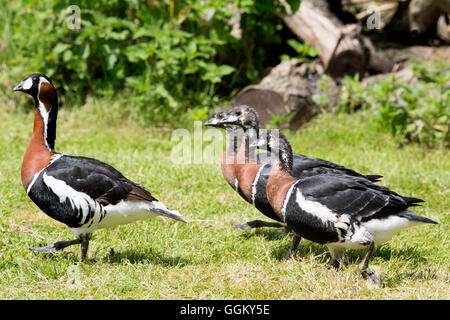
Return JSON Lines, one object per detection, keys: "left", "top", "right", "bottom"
{"left": 280, "top": 0, "right": 369, "bottom": 78}
{"left": 342, "top": 0, "right": 401, "bottom": 30}
{"left": 436, "top": 13, "right": 450, "bottom": 43}
{"left": 409, "top": 0, "right": 449, "bottom": 37}
{"left": 335, "top": 0, "right": 450, "bottom": 43}
{"left": 231, "top": 59, "right": 336, "bottom": 130}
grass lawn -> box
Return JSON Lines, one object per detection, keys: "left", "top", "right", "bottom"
{"left": 0, "top": 100, "right": 448, "bottom": 299}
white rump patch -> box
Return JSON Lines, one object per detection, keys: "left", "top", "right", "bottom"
{"left": 362, "top": 212, "right": 420, "bottom": 244}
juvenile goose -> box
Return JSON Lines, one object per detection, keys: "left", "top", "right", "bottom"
{"left": 204, "top": 110, "right": 246, "bottom": 197}
{"left": 206, "top": 106, "right": 384, "bottom": 259}
{"left": 205, "top": 110, "right": 285, "bottom": 230}
{"left": 262, "top": 130, "right": 437, "bottom": 285}
{"left": 13, "top": 73, "right": 186, "bottom": 261}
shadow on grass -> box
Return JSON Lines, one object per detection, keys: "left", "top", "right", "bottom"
{"left": 26, "top": 245, "right": 194, "bottom": 267}
{"left": 271, "top": 239, "right": 329, "bottom": 262}
{"left": 343, "top": 244, "right": 430, "bottom": 266}
{"left": 237, "top": 228, "right": 331, "bottom": 262}
{"left": 383, "top": 269, "right": 442, "bottom": 287}
{"left": 99, "top": 247, "right": 193, "bottom": 267}
{"left": 237, "top": 227, "right": 289, "bottom": 241}
{"left": 267, "top": 236, "right": 433, "bottom": 268}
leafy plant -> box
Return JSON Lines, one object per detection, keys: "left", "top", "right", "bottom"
{"left": 280, "top": 39, "right": 320, "bottom": 62}
{"left": 336, "top": 73, "right": 367, "bottom": 113}
{"left": 335, "top": 61, "right": 450, "bottom": 148}
{"left": 312, "top": 74, "right": 334, "bottom": 110}
{"left": 1, "top": 0, "right": 303, "bottom": 125}
{"left": 265, "top": 110, "right": 295, "bottom": 129}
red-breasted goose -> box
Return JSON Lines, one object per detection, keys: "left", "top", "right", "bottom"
{"left": 205, "top": 110, "right": 246, "bottom": 197}
{"left": 206, "top": 105, "right": 383, "bottom": 259}
{"left": 205, "top": 110, "right": 285, "bottom": 230}
{"left": 13, "top": 73, "right": 186, "bottom": 261}
{"left": 263, "top": 129, "right": 437, "bottom": 286}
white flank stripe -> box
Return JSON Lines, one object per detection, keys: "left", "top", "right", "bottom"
{"left": 295, "top": 188, "right": 337, "bottom": 223}
{"left": 43, "top": 172, "right": 99, "bottom": 223}
{"left": 26, "top": 154, "right": 62, "bottom": 194}
{"left": 251, "top": 163, "right": 268, "bottom": 205}
{"left": 280, "top": 180, "right": 300, "bottom": 222}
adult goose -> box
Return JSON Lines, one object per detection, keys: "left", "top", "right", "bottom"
{"left": 13, "top": 73, "right": 186, "bottom": 261}
{"left": 262, "top": 129, "right": 437, "bottom": 285}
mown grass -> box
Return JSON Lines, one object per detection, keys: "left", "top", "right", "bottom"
{"left": 0, "top": 100, "right": 448, "bottom": 299}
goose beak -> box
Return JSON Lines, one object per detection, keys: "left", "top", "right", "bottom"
{"left": 204, "top": 118, "right": 217, "bottom": 126}
{"left": 204, "top": 117, "right": 222, "bottom": 127}
{"left": 205, "top": 114, "right": 240, "bottom": 128}
{"left": 13, "top": 82, "right": 24, "bottom": 92}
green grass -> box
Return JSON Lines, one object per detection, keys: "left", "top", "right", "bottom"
{"left": 0, "top": 101, "right": 448, "bottom": 299}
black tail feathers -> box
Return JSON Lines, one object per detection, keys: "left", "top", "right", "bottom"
{"left": 403, "top": 196, "right": 425, "bottom": 207}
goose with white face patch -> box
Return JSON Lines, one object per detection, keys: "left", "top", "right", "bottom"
{"left": 262, "top": 130, "right": 438, "bottom": 286}
{"left": 13, "top": 73, "right": 186, "bottom": 261}
{"left": 205, "top": 108, "right": 286, "bottom": 231}
{"left": 205, "top": 105, "right": 384, "bottom": 260}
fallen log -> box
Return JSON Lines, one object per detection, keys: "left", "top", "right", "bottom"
{"left": 231, "top": 59, "right": 337, "bottom": 130}
{"left": 409, "top": 0, "right": 450, "bottom": 38}
{"left": 280, "top": 0, "right": 370, "bottom": 78}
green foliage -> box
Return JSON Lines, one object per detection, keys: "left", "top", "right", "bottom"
{"left": 335, "top": 62, "right": 450, "bottom": 148}
{"left": 280, "top": 39, "right": 320, "bottom": 62}
{"left": 0, "top": 0, "right": 302, "bottom": 125}
{"left": 336, "top": 73, "right": 367, "bottom": 113}
{"left": 312, "top": 75, "right": 334, "bottom": 109}
{"left": 265, "top": 110, "right": 295, "bottom": 129}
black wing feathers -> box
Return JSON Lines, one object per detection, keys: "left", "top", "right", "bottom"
{"left": 296, "top": 174, "right": 421, "bottom": 221}
{"left": 256, "top": 152, "right": 382, "bottom": 182}
{"left": 46, "top": 155, "right": 156, "bottom": 206}
{"left": 291, "top": 154, "right": 382, "bottom": 182}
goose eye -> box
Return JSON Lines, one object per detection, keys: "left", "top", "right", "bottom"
{"left": 235, "top": 111, "right": 241, "bottom": 116}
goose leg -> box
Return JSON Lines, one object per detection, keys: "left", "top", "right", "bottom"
{"left": 231, "top": 220, "right": 285, "bottom": 230}
{"left": 284, "top": 234, "right": 301, "bottom": 260}
{"left": 359, "top": 240, "right": 382, "bottom": 287}
{"left": 329, "top": 247, "right": 347, "bottom": 270}
{"left": 30, "top": 234, "right": 91, "bottom": 262}
{"left": 29, "top": 239, "right": 82, "bottom": 253}
{"left": 80, "top": 236, "right": 90, "bottom": 262}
